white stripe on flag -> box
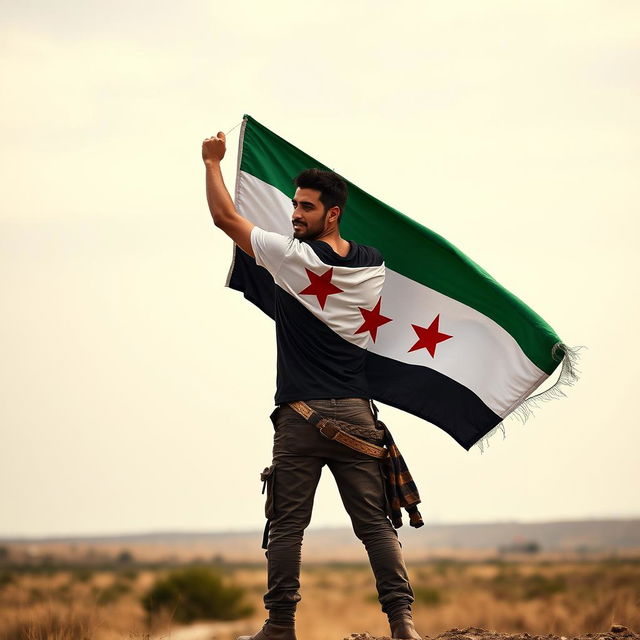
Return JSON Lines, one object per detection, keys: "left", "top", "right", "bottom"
{"left": 373, "top": 269, "right": 547, "bottom": 417}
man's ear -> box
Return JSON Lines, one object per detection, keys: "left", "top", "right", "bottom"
{"left": 328, "top": 205, "right": 341, "bottom": 224}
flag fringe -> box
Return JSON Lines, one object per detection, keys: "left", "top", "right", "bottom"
{"left": 473, "top": 342, "right": 585, "bottom": 454}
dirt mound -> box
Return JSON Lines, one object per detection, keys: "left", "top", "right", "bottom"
{"left": 345, "top": 624, "right": 638, "bottom": 640}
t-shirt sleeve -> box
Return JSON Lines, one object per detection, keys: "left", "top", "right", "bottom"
{"left": 250, "top": 226, "right": 292, "bottom": 276}
{"left": 371, "top": 246, "right": 384, "bottom": 266}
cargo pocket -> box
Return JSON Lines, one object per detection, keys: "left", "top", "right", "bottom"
{"left": 261, "top": 464, "right": 277, "bottom": 518}
{"left": 260, "top": 464, "right": 276, "bottom": 549}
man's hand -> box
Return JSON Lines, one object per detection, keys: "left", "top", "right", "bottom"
{"left": 202, "top": 131, "right": 226, "bottom": 165}
{"left": 202, "top": 130, "right": 255, "bottom": 257}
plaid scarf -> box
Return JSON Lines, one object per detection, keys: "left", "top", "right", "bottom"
{"left": 379, "top": 420, "right": 424, "bottom": 529}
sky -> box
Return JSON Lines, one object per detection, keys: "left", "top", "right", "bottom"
{"left": 1, "top": 0, "right": 639, "bottom": 538}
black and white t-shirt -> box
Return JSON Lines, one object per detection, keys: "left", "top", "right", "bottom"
{"left": 250, "top": 226, "right": 385, "bottom": 403}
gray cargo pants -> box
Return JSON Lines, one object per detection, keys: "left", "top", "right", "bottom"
{"left": 262, "top": 398, "right": 414, "bottom": 625}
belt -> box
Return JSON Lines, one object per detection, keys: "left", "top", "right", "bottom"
{"left": 287, "top": 401, "right": 388, "bottom": 459}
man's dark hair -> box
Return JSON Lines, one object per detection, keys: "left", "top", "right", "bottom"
{"left": 293, "top": 168, "right": 348, "bottom": 223}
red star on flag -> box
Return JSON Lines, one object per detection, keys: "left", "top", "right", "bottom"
{"left": 299, "top": 267, "right": 343, "bottom": 310}
{"left": 408, "top": 314, "right": 453, "bottom": 357}
{"left": 354, "top": 297, "right": 392, "bottom": 342}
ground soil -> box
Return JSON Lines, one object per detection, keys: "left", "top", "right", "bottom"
{"left": 346, "top": 625, "right": 639, "bottom": 640}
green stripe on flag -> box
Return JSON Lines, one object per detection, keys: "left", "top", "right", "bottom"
{"left": 240, "top": 114, "right": 562, "bottom": 375}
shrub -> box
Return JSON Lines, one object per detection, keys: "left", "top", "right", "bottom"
{"left": 28, "top": 587, "right": 45, "bottom": 604}
{"left": 0, "top": 570, "right": 15, "bottom": 589}
{"left": 119, "top": 567, "right": 139, "bottom": 582}
{"left": 413, "top": 585, "right": 443, "bottom": 606}
{"left": 92, "top": 579, "right": 131, "bottom": 605}
{"left": 490, "top": 567, "right": 566, "bottom": 601}
{"left": 522, "top": 573, "right": 566, "bottom": 599}
{"left": 141, "top": 567, "right": 253, "bottom": 623}
{"left": 489, "top": 565, "right": 521, "bottom": 600}
{"left": 54, "top": 583, "right": 72, "bottom": 604}
{"left": 70, "top": 568, "right": 93, "bottom": 583}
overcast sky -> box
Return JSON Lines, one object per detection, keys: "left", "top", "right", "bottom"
{"left": 1, "top": 0, "right": 639, "bottom": 538}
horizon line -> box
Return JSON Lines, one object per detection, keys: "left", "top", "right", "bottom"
{"left": 3, "top": 514, "right": 640, "bottom": 542}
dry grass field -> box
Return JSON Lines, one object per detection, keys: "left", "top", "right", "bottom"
{"left": 0, "top": 555, "right": 638, "bottom": 640}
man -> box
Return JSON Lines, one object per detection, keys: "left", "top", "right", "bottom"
{"left": 202, "top": 131, "right": 421, "bottom": 640}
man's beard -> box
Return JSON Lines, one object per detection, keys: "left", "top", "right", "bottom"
{"left": 293, "top": 225, "right": 322, "bottom": 241}
{"left": 292, "top": 214, "right": 327, "bottom": 241}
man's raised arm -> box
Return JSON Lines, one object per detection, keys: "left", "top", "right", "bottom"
{"left": 202, "top": 131, "right": 255, "bottom": 257}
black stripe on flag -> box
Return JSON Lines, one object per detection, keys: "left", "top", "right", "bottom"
{"left": 365, "top": 352, "right": 502, "bottom": 451}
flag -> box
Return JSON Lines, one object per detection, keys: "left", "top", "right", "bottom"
{"left": 226, "top": 115, "right": 579, "bottom": 452}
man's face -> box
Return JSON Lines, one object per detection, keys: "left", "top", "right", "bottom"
{"left": 291, "top": 187, "right": 330, "bottom": 241}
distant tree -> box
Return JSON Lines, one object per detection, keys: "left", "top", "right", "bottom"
{"left": 116, "top": 549, "right": 134, "bottom": 564}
